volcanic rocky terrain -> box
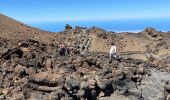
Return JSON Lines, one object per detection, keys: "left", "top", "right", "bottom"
{"left": 0, "top": 14, "right": 170, "bottom": 100}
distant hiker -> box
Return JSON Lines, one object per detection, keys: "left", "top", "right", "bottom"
{"left": 109, "top": 43, "right": 117, "bottom": 63}
{"left": 58, "top": 44, "right": 66, "bottom": 56}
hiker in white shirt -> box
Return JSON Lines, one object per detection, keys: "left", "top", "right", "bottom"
{"left": 109, "top": 43, "right": 117, "bottom": 63}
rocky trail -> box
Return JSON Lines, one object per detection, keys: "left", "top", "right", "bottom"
{"left": 0, "top": 14, "right": 170, "bottom": 100}
{"left": 0, "top": 38, "right": 169, "bottom": 100}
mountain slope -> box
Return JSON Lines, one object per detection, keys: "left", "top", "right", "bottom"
{"left": 0, "top": 14, "right": 57, "bottom": 43}
{"left": 0, "top": 14, "right": 170, "bottom": 58}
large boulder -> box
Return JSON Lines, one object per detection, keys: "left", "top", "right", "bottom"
{"left": 65, "top": 24, "right": 73, "bottom": 31}
{"left": 64, "top": 77, "right": 80, "bottom": 91}
{"left": 144, "top": 27, "right": 157, "bottom": 37}
{"left": 1, "top": 48, "right": 23, "bottom": 60}
{"left": 97, "top": 79, "right": 113, "bottom": 96}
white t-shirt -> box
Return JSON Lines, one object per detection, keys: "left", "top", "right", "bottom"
{"left": 110, "top": 45, "right": 117, "bottom": 54}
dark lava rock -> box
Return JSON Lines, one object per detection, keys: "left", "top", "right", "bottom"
{"left": 97, "top": 79, "right": 113, "bottom": 96}
{"left": 50, "top": 89, "right": 69, "bottom": 100}
{"left": 112, "top": 75, "right": 136, "bottom": 94}
{"left": 165, "top": 85, "right": 170, "bottom": 91}
{"left": 14, "top": 64, "right": 29, "bottom": 77}
{"left": 0, "top": 81, "right": 3, "bottom": 88}
{"left": 64, "top": 77, "right": 80, "bottom": 91}
{"left": 1, "top": 48, "right": 23, "bottom": 60}
{"left": 18, "top": 42, "right": 29, "bottom": 47}
{"left": 80, "top": 81, "right": 88, "bottom": 90}
{"left": 127, "top": 88, "right": 142, "bottom": 99}
{"left": 97, "top": 32, "right": 107, "bottom": 39}
{"left": 19, "top": 59, "right": 42, "bottom": 68}
{"left": 76, "top": 89, "right": 85, "bottom": 98}
{"left": 144, "top": 27, "right": 157, "bottom": 37}
{"left": 65, "top": 24, "right": 73, "bottom": 31}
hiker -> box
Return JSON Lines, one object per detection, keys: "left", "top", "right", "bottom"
{"left": 109, "top": 43, "right": 117, "bottom": 63}
{"left": 58, "top": 44, "right": 66, "bottom": 56}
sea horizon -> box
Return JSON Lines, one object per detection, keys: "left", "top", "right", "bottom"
{"left": 28, "top": 18, "right": 170, "bottom": 33}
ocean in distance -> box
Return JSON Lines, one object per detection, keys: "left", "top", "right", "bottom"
{"left": 29, "top": 18, "right": 170, "bottom": 33}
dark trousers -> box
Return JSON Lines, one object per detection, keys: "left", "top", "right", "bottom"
{"left": 59, "top": 48, "right": 66, "bottom": 56}
{"left": 109, "top": 53, "right": 117, "bottom": 63}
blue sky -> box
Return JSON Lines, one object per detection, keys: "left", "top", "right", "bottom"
{"left": 0, "top": 0, "right": 170, "bottom": 23}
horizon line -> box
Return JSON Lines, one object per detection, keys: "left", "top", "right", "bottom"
{"left": 22, "top": 17, "right": 170, "bottom": 24}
